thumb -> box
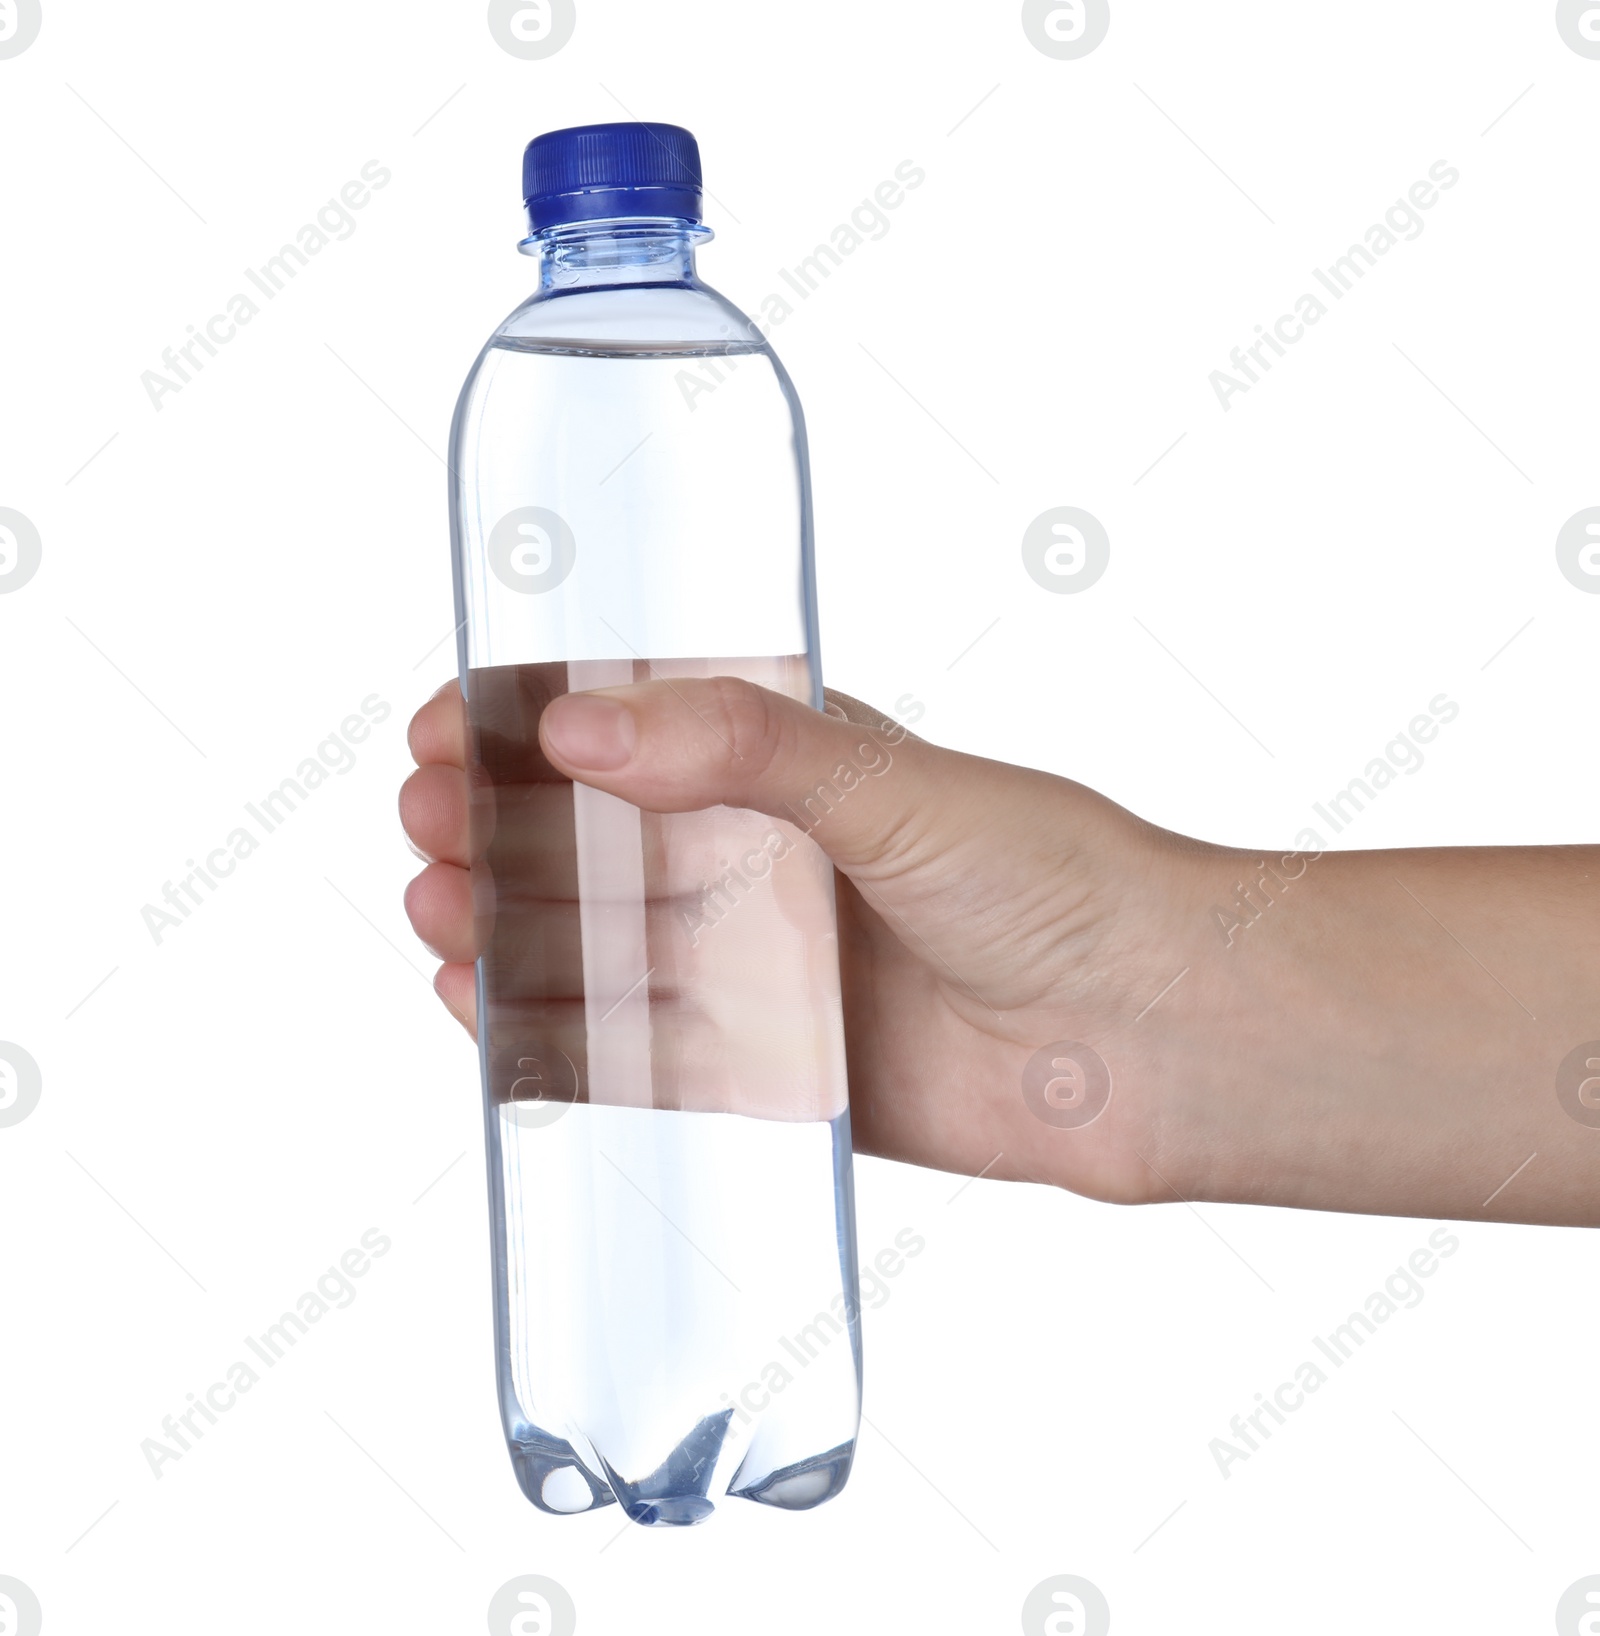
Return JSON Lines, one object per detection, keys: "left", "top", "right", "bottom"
{"left": 537, "top": 675, "right": 969, "bottom": 879}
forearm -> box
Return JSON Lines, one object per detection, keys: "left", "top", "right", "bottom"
{"left": 1160, "top": 844, "right": 1600, "bottom": 1224}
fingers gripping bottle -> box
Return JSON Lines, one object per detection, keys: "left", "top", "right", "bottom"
{"left": 447, "top": 123, "right": 861, "bottom": 1526}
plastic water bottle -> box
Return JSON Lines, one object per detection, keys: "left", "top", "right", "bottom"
{"left": 447, "top": 123, "right": 860, "bottom": 1527}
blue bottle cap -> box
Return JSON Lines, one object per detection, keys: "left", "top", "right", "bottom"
{"left": 522, "top": 122, "right": 702, "bottom": 232}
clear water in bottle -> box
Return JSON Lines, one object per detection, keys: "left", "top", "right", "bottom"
{"left": 447, "top": 123, "right": 860, "bottom": 1526}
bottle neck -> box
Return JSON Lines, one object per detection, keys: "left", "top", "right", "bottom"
{"left": 521, "top": 218, "right": 711, "bottom": 294}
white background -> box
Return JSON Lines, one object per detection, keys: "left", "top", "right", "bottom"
{"left": 2, "top": 3, "right": 1598, "bottom": 1632}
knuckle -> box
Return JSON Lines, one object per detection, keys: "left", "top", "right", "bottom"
{"left": 398, "top": 767, "right": 424, "bottom": 825}
{"left": 402, "top": 869, "right": 428, "bottom": 926}
{"left": 700, "top": 675, "right": 787, "bottom": 782}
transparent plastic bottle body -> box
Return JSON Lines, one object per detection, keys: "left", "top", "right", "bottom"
{"left": 448, "top": 220, "right": 860, "bottom": 1526}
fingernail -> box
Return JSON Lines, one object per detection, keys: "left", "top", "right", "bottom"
{"left": 543, "top": 693, "right": 637, "bottom": 770}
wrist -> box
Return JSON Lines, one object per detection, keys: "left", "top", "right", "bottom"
{"left": 1086, "top": 832, "right": 1293, "bottom": 1209}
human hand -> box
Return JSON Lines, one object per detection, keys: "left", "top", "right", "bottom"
{"left": 401, "top": 676, "right": 1600, "bottom": 1225}
{"left": 399, "top": 675, "right": 1203, "bottom": 1203}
